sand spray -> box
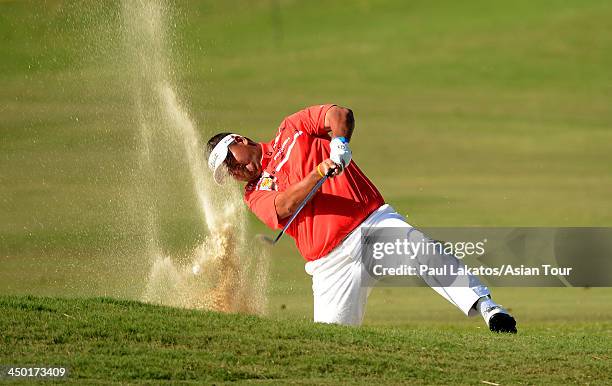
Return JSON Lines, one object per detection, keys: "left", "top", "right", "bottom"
{"left": 120, "top": 0, "right": 267, "bottom": 314}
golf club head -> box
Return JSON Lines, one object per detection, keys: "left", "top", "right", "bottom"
{"left": 255, "top": 233, "right": 276, "bottom": 245}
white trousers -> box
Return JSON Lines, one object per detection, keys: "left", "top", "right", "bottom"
{"left": 305, "top": 204, "right": 490, "bottom": 326}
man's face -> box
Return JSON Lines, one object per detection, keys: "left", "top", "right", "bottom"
{"left": 225, "top": 137, "right": 262, "bottom": 182}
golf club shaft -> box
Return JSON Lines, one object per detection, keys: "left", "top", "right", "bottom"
{"left": 271, "top": 172, "right": 331, "bottom": 244}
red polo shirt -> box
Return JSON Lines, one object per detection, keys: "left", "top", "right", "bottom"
{"left": 244, "top": 104, "right": 385, "bottom": 261}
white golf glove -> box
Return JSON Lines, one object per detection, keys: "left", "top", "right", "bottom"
{"left": 329, "top": 136, "right": 352, "bottom": 171}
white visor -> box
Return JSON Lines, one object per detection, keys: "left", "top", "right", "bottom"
{"left": 207, "top": 134, "right": 238, "bottom": 184}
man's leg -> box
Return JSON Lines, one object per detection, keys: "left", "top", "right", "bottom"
{"left": 305, "top": 230, "right": 375, "bottom": 326}
{"left": 366, "top": 206, "right": 517, "bottom": 333}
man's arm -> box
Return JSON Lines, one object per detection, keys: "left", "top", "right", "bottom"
{"left": 274, "top": 159, "right": 338, "bottom": 219}
{"left": 324, "top": 105, "right": 355, "bottom": 141}
{"left": 272, "top": 105, "right": 354, "bottom": 219}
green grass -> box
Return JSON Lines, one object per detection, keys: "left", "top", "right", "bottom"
{"left": 1, "top": 0, "right": 611, "bottom": 301}
{"left": 1, "top": 296, "right": 610, "bottom": 384}
{"left": 1, "top": 0, "right": 612, "bottom": 383}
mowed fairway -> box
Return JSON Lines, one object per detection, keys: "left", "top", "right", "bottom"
{"left": 1, "top": 0, "right": 611, "bottom": 384}
{"left": 1, "top": 296, "right": 610, "bottom": 384}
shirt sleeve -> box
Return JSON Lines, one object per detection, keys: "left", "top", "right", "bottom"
{"left": 284, "top": 104, "right": 336, "bottom": 137}
{"left": 244, "top": 189, "right": 282, "bottom": 230}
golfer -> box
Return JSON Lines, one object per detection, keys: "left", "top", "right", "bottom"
{"left": 206, "top": 104, "right": 517, "bottom": 333}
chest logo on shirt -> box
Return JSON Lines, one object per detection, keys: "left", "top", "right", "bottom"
{"left": 256, "top": 172, "right": 277, "bottom": 191}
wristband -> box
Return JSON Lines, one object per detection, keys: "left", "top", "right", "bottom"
{"left": 316, "top": 164, "right": 325, "bottom": 178}
{"left": 335, "top": 136, "right": 349, "bottom": 143}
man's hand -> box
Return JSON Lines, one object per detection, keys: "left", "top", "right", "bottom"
{"left": 318, "top": 158, "right": 342, "bottom": 178}
{"left": 329, "top": 137, "right": 352, "bottom": 172}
